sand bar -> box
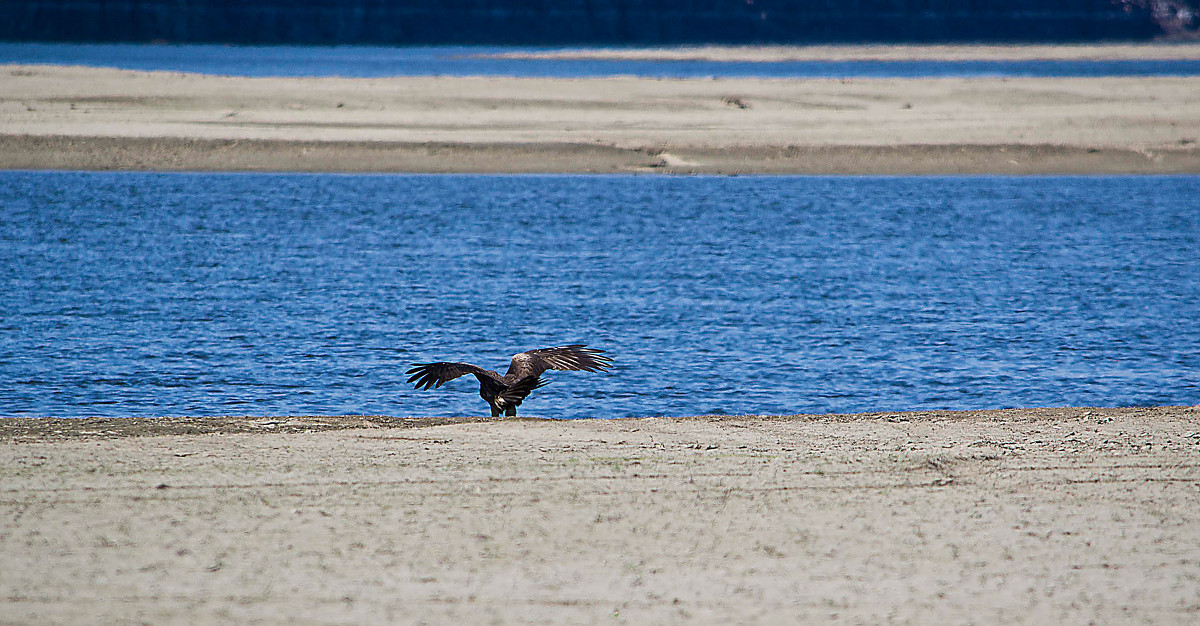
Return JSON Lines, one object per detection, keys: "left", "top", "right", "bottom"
{"left": 2, "top": 64, "right": 1199, "bottom": 174}
{"left": 2, "top": 406, "right": 1198, "bottom": 623}
{"left": 486, "top": 42, "right": 1200, "bottom": 62}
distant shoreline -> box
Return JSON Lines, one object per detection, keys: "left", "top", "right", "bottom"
{"left": 4, "top": 135, "right": 1199, "bottom": 175}
{"left": 3, "top": 62, "right": 1199, "bottom": 175}
{"left": 482, "top": 42, "right": 1200, "bottom": 62}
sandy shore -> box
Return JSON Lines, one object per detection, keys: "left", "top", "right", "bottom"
{"left": 487, "top": 42, "right": 1200, "bottom": 62}
{"left": 3, "top": 63, "right": 1199, "bottom": 174}
{"left": 2, "top": 406, "right": 1198, "bottom": 623}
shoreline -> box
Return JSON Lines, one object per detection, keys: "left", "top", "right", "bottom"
{"left": 2, "top": 405, "right": 1194, "bottom": 441}
{"left": 3, "top": 64, "right": 1198, "bottom": 175}
{"left": 4, "top": 135, "right": 1200, "bottom": 175}
{"left": 483, "top": 42, "right": 1200, "bottom": 62}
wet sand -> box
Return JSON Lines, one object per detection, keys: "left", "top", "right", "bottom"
{"left": 2, "top": 63, "right": 1199, "bottom": 174}
{"left": 2, "top": 406, "right": 1198, "bottom": 623}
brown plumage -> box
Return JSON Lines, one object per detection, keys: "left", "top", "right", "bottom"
{"left": 406, "top": 345, "right": 613, "bottom": 417}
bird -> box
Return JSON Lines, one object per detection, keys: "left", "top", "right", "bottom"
{"left": 406, "top": 344, "right": 613, "bottom": 417}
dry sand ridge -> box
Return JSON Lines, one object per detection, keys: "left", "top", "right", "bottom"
{"left": 2, "top": 58, "right": 1199, "bottom": 174}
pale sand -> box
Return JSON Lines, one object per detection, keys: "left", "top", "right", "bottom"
{"left": 3, "top": 63, "right": 1199, "bottom": 174}
{"left": 2, "top": 407, "right": 1198, "bottom": 623}
{"left": 487, "top": 42, "right": 1200, "bottom": 62}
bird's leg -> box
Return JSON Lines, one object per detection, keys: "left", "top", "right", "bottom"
{"left": 490, "top": 404, "right": 501, "bottom": 418}
{"left": 505, "top": 406, "right": 517, "bottom": 417}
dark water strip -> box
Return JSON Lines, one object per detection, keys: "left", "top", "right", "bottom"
{"left": 4, "top": 43, "right": 1200, "bottom": 78}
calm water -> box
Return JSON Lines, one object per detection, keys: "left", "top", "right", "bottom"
{"left": 4, "top": 43, "right": 1200, "bottom": 78}
{"left": 2, "top": 172, "right": 1198, "bottom": 418}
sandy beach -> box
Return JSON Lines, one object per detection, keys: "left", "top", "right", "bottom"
{"left": 3, "top": 61, "right": 1199, "bottom": 174}
{"left": 2, "top": 407, "right": 1198, "bottom": 623}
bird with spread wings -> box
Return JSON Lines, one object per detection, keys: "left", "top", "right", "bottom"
{"left": 406, "top": 345, "right": 613, "bottom": 417}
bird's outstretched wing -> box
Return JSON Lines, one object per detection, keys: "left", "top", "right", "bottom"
{"left": 505, "top": 345, "right": 613, "bottom": 379}
{"left": 498, "top": 376, "right": 550, "bottom": 405}
{"left": 406, "top": 362, "right": 494, "bottom": 390}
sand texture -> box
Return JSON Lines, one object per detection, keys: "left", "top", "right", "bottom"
{"left": 2, "top": 64, "right": 1199, "bottom": 174}
{"left": 2, "top": 406, "right": 1198, "bottom": 623}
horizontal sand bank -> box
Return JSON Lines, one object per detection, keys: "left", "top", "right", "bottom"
{"left": 9, "top": 135, "right": 1198, "bottom": 175}
{"left": 487, "top": 42, "right": 1200, "bottom": 62}
{"left": 3, "top": 64, "right": 1199, "bottom": 174}
{"left": 2, "top": 406, "right": 1198, "bottom": 623}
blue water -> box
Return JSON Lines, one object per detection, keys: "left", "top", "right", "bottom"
{"left": 4, "top": 43, "right": 1200, "bottom": 78}
{"left": 2, "top": 172, "right": 1199, "bottom": 419}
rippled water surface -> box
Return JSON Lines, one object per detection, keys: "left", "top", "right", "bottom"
{"left": 2, "top": 172, "right": 1198, "bottom": 418}
{"left": 4, "top": 43, "right": 1200, "bottom": 78}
